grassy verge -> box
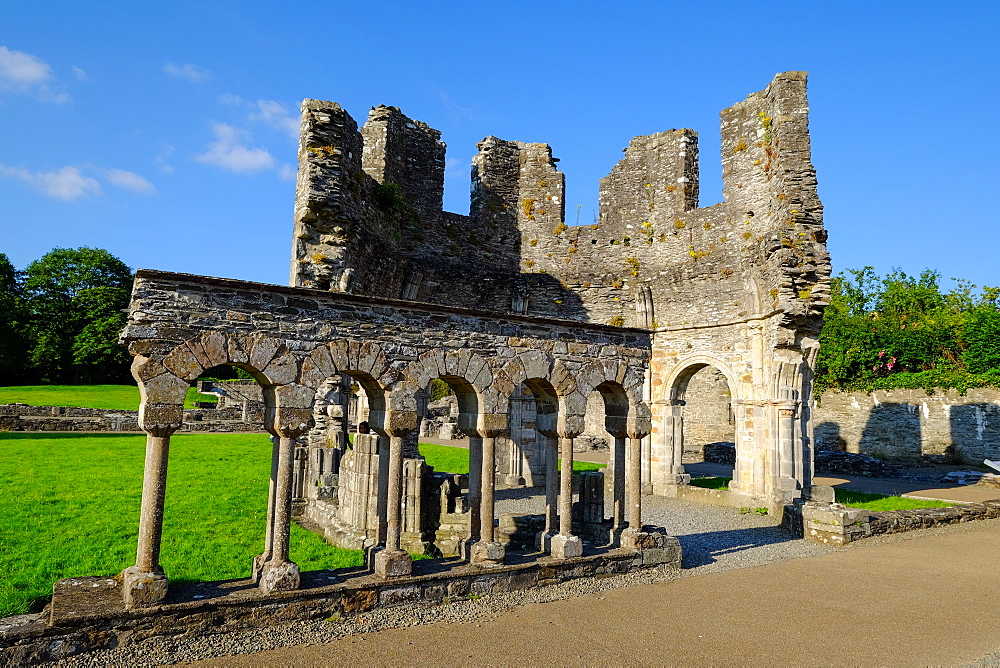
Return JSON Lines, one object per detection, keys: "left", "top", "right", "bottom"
{"left": 689, "top": 476, "right": 732, "bottom": 490}
{"left": 0, "top": 384, "right": 216, "bottom": 410}
{"left": 834, "top": 489, "right": 955, "bottom": 511}
{"left": 0, "top": 432, "right": 363, "bottom": 618}
{"left": 417, "top": 442, "right": 605, "bottom": 474}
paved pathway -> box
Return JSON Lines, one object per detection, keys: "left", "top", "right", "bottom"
{"left": 191, "top": 518, "right": 1000, "bottom": 666}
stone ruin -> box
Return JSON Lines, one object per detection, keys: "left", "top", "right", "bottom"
{"left": 5, "top": 72, "right": 832, "bottom": 659}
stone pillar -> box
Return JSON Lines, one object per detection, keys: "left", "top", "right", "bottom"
{"left": 551, "top": 435, "right": 583, "bottom": 559}
{"left": 373, "top": 411, "right": 416, "bottom": 578}
{"left": 121, "top": 424, "right": 177, "bottom": 608}
{"left": 611, "top": 434, "right": 626, "bottom": 537}
{"left": 376, "top": 434, "right": 390, "bottom": 544}
{"left": 536, "top": 433, "right": 559, "bottom": 552}
{"left": 251, "top": 436, "right": 281, "bottom": 584}
{"left": 627, "top": 436, "right": 642, "bottom": 530}
{"left": 257, "top": 434, "right": 302, "bottom": 594}
{"left": 467, "top": 436, "right": 483, "bottom": 543}
{"left": 470, "top": 416, "right": 507, "bottom": 566}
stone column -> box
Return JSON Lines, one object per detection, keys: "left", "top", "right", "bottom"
{"left": 467, "top": 436, "right": 483, "bottom": 544}
{"left": 375, "top": 434, "right": 390, "bottom": 545}
{"left": 122, "top": 423, "right": 177, "bottom": 608}
{"left": 470, "top": 420, "right": 506, "bottom": 566}
{"left": 373, "top": 410, "right": 416, "bottom": 578}
{"left": 627, "top": 436, "right": 643, "bottom": 530}
{"left": 257, "top": 434, "right": 303, "bottom": 594}
{"left": 551, "top": 435, "right": 583, "bottom": 559}
{"left": 536, "top": 433, "right": 559, "bottom": 552}
{"left": 611, "top": 434, "right": 627, "bottom": 538}
{"left": 251, "top": 436, "right": 281, "bottom": 584}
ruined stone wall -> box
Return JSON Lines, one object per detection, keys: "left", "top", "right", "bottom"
{"left": 519, "top": 72, "right": 829, "bottom": 336}
{"left": 813, "top": 387, "right": 1000, "bottom": 463}
{"left": 681, "top": 366, "right": 734, "bottom": 453}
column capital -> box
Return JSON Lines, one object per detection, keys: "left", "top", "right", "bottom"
{"left": 138, "top": 403, "right": 183, "bottom": 437}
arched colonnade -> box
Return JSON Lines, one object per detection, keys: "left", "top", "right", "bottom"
{"left": 121, "top": 330, "right": 652, "bottom": 608}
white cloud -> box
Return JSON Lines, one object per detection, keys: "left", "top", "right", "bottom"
{"left": 71, "top": 66, "right": 88, "bottom": 81}
{"left": 278, "top": 163, "right": 297, "bottom": 181}
{"left": 0, "top": 46, "right": 69, "bottom": 103}
{"left": 252, "top": 99, "right": 299, "bottom": 139}
{"left": 220, "top": 94, "right": 298, "bottom": 140}
{"left": 164, "top": 62, "right": 209, "bottom": 83}
{"left": 0, "top": 164, "right": 101, "bottom": 201}
{"left": 196, "top": 123, "right": 274, "bottom": 172}
{"left": 155, "top": 144, "right": 175, "bottom": 173}
{"left": 102, "top": 168, "right": 156, "bottom": 194}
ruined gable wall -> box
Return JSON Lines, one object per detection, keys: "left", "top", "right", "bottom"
{"left": 517, "top": 72, "right": 830, "bottom": 336}
{"left": 292, "top": 104, "right": 540, "bottom": 312}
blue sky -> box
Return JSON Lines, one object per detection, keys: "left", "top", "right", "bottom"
{"left": 1, "top": 1, "right": 997, "bottom": 291}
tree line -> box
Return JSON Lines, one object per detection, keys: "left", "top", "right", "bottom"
{"left": 816, "top": 267, "right": 1000, "bottom": 394}
{"left": 0, "top": 247, "right": 133, "bottom": 384}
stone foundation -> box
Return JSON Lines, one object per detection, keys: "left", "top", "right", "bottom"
{"left": 793, "top": 499, "right": 1000, "bottom": 546}
{"left": 0, "top": 545, "right": 680, "bottom": 664}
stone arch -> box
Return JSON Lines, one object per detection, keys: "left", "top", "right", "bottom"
{"left": 663, "top": 354, "right": 743, "bottom": 405}
{"left": 660, "top": 354, "right": 742, "bottom": 495}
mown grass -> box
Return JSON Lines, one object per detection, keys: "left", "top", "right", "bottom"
{"left": 687, "top": 476, "right": 955, "bottom": 511}
{"left": 417, "top": 442, "right": 605, "bottom": 474}
{"left": 0, "top": 384, "right": 216, "bottom": 410}
{"left": 834, "top": 488, "right": 955, "bottom": 511}
{"left": 0, "top": 432, "right": 363, "bottom": 618}
{"left": 689, "top": 475, "right": 732, "bottom": 490}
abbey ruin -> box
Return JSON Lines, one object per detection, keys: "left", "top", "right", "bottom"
{"left": 5, "top": 72, "right": 833, "bottom": 651}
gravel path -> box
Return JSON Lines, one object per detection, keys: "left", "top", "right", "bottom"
{"left": 57, "top": 495, "right": 835, "bottom": 667}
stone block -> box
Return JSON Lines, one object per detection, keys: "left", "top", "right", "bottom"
{"left": 258, "top": 560, "right": 301, "bottom": 594}
{"left": 470, "top": 540, "right": 506, "bottom": 566}
{"left": 447, "top": 579, "right": 470, "bottom": 597}
{"left": 374, "top": 549, "right": 412, "bottom": 578}
{"left": 140, "top": 372, "right": 190, "bottom": 405}
{"left": 341, "top": 589, "right": 378, "bottom": 612}
{"left": 379, "top": 585, "right": 421, "bottom": 606}
{"left": 550, "top": 533, "right": 583, "bottom": 559}
{"left": 162, "top": 344, "right": 205, "bottom": 382}
{"left": 121, "top": 566, "right": 168, "bottom": 609}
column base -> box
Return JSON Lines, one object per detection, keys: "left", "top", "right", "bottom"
{"left": 121, "top": 566, "right": 168, "bottom": 609}
{"left": 550, "top": 534, "right": 583, "bottom": 559}
{"left": 621, "top": 526, "right": 682, "bottom": 567}
{"left": 258, "top": 559, "right": 301, "bottom": 594}
{"left": 469, "top": 540, "right": 506, "bottom": 566}
{"left": 250, "top": 552, "right": 269, "bottom": 584}
{"left": 374, "top": 549, "right": 412, "bottom": 578}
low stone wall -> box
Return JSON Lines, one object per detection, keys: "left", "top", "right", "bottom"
{"left": 0, "top": 542, "right": 680, "bottom": 664}
{"left": 813, "top": 387, "right": 1000, "bottom": 463}
{"left": 0, "top": 404, "right": 263, "bottom": 433}
{"left": 796, "top": 499, "right": 1000, "bottom": 546}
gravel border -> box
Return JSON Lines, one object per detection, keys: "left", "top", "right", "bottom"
{"left": 55, "top": 495, "right": 839, "bottom": 667}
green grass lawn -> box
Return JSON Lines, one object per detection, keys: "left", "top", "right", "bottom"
{"left": 417, "top": 442, "right": 605, "bottom": 474}
{"left": 689, "top": 475, "right": 732, "bottom": 490}
{"left": 0, "top": 432, "right": 363, "bottom": 618}
{"left": 0, "top": 384, "right": 216, "bottom": 410}
{"left": 834, "top": 489, "right": 955, "bottom": 511}
{"left": 687, "top": 475, "right": 954, "bottom": 512}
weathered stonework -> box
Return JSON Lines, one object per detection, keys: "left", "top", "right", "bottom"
{"left": 2, "top": 72, "right": 834, "bottom": 656}
{"left": 813, "top": 387, "right": 1000, "bottom": 463}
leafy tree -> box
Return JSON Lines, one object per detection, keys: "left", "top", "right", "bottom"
{"left": 0, "top": 253, "right": 28, "bottom": 381}
{"left": 816, "top": 267, "right": 1000, "bottom": 394}
{"left": 21, "top": 247, "right": 133, "bottom": 383}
